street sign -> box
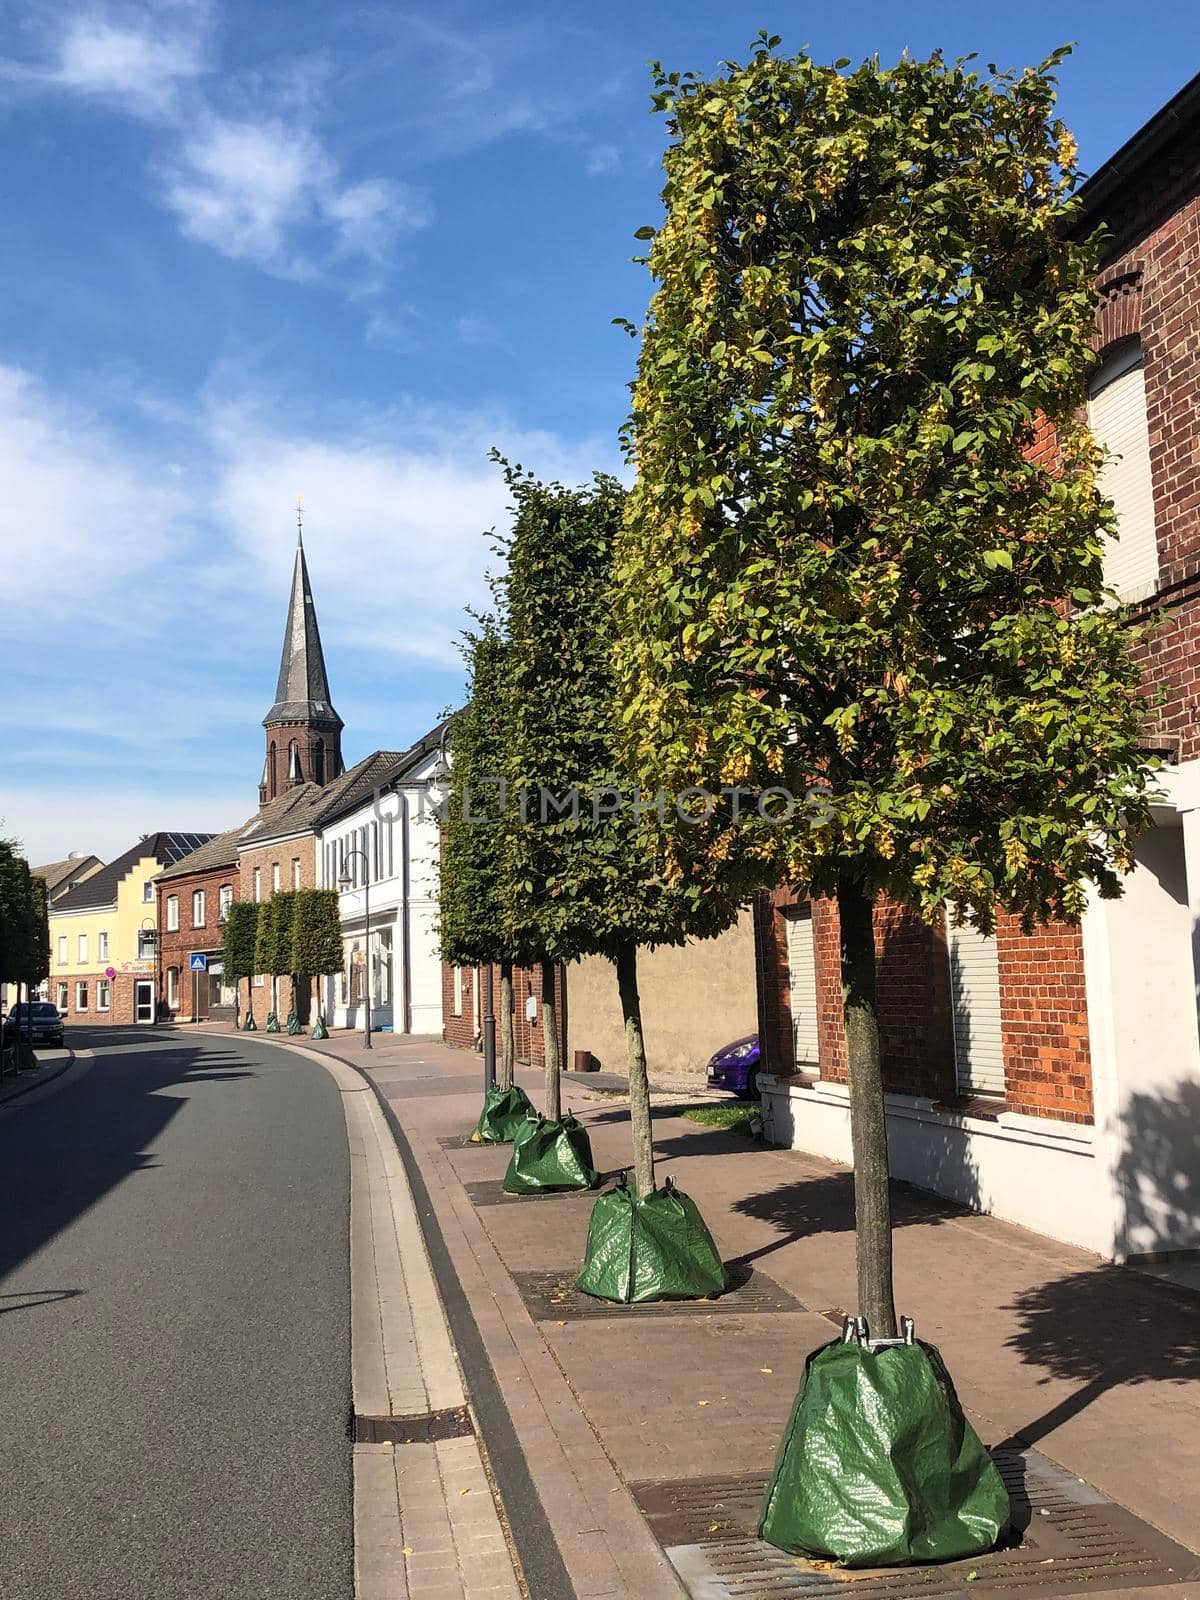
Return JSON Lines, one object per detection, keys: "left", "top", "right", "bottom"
{"left": 189, "top": 953, "right": 207, "bottom": 972}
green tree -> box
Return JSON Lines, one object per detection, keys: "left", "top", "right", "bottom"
{"left": 270, "top": 890, "right": 299, "bottom": 1020}
{"left": 0, "top": 838, "right": 25, "bottom": 988}
{"left": 500, "top": 459, "right": 744, "bottom": 1193}
{"left": 254, "top": 896, "right": 280, "bottom": 1021}
{"left": 438, "top": 624, "right": 525, "bottom": 1088}
{"left": 221, "top": 900, "right": 258, "bottom": 1028}
{"left": 616, "top": 42, "right": 1153, "bottom": 1332}
{"left": 291, "top": 888, "right": 343, "bottom": 1021}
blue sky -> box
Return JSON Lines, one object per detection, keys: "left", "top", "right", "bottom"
{"left": 1, "top": 0, "right": 1198, "bottom": 864}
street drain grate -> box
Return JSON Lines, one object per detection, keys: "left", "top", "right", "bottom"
{"left": 353, "top": 1406, "right": 474, "bottom": 1445}
{"left": 465, "top": 1178, "right": 607, "bottom": 1207}
{"left": 630, "top": 1448, "right": 1200, "bottom": 1598}
{"left": 512, "top": 1265, "right": 802, "bottom": 1319}
{"left": 437, "top": 1134, "right": 480, "bottom": 1150}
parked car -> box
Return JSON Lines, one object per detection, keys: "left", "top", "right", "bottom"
{"left": 706, "top": 1033, "right": 760, "bottom": 1099}
{"left": 2, "top": 1002, "right": 65, "bottom": 1049}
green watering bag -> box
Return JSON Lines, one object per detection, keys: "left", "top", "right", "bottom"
{"left": 502, "top": 1112, "right": 599, "bottom": 1194}
{"left": 758, "top": 1322, "right": 1010, "bottom": 1567}
{"left": 576, "top": 1176, "right": 727, "bottom": 1303}
{"left": 471, "top": 1084, "right": 534, "bottom": 1145}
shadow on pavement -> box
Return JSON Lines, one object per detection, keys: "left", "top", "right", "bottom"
{"left": 0, "top": 1030, "right": 254, "bottom": 1283}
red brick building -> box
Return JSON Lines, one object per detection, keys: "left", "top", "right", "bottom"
{"left": 155, "top": 828, "right": 242, "bottom": 1023}
{"left": 443, "top": 960, "right": 566, "bottom": 1071}
{"left": 756, "top": 74, "right": 1200, "bottom": 1264}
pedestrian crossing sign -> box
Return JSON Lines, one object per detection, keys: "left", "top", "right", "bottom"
{"left": 189, "top": 953, "right": 207, "bottom": 971}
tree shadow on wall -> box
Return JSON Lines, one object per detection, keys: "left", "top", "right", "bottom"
{"left": 1004, "top": 1079, "right": 1200, "bottom": 1449}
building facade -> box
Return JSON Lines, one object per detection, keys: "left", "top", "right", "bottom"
{"left": 317, "top": 729, "right": 448, "bottom": 1038}
{"left": 757, "top": 75, "right": 1200, "bottom": 1264}
{"left": 49, "top": 834, "right": 212, "bottom": 1026}
{"left": 155, "top": 829, "right": 242, "bottom": 1023}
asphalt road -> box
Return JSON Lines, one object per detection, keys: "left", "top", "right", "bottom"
{"left": 0, "top": 1028, "right": 352, "bottom": 1599}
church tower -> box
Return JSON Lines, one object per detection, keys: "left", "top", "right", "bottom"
{"left": 260, "top": 517, "right": 344, "bottom": 806}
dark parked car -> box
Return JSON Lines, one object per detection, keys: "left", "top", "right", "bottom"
{"left": 706, "top": 1033, "right": 761, "bottom": 1099}
{"left": 2, "top": 1001, "right": 65, "bottom": 1049}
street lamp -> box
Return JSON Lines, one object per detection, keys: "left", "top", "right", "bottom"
{"left": 337, "top": 849, "right": 372, "bottom": 1051}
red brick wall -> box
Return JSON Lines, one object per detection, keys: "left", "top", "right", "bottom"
{"left": 442, "top": 960, "right": 566, "bottom": 1067}
{"left": 262, "top": 722, "right": 343, "bottom": 805}
{"left": 996, "top": 913, "right": 1093, "bottom": 1122}
{"left": 58, "top": 972, "right": 145, "bottom": 1026}
{"left": 157, "top": 862, "right": 238, "bottom": 1021}
{"left": 755, "top": 889, "right": 956, "bottom": 1099}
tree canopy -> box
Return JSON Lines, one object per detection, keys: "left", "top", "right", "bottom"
{"left": 221, "top": 900, "right": 258, "bottom": 984}
{"left": 616, "top": 41, "right": 1153, "bottom": 934}
{"left": 291, "top": 888, "right": 343, "bottom": 978}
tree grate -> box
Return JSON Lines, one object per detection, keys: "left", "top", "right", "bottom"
{"left": 512, "top": 1265, "right": 802, "bottom": 1319}
{"left": 630, "top": 1448, "right": 1200, "bottom": 1598}
{"left": 465, "top": 1178, "right": 605, "bottom": 1207}
{"left": 353, "top": 1406, "right": 474, "bottom": 1445}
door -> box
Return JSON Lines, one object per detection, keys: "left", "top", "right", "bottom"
{"left": 134, "top": 980, "right": 155, "bottom": 1025}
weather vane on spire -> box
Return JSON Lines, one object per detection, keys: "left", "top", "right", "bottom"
{"left": 296, "top": 494, "right": 304, "bottom": 546}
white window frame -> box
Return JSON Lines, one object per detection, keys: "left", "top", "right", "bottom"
{"left": 57, "top": 935, "right": 67, "bottom": 964}
{"left": 272, "top": 862, "right": 280, "bottom": 894}
{"left": 143, "top": 881, "right": 154, "bottom": 903}
{"left": 292, "top": 857, "right": 301, "bottom": 889}
{"left": 56, "top": 982, "right": 68, "bottom": 1012}
{"left": 453, "top": 966, "right": 463, "bottom": 1016}
{"left": 167, "top": 895, "right": 179, "bottom": 932}
{"left": 75, "top": 981, "right": 88, "bottom": 1012}
{"left": 253, "top": 973, "right": 265, "bottom": 988}
{"left": 167, "top": 967, "right": 179, "bottom": 1009}
{"left": 97, "top": 930, "right": 109, "bottom": 961}
{"left": 219, "top": 884, "right": 233, "bottom": 921}
{"left": 193, "top": 889, "right": 206, "bottom": 927}
{"left": 254, "top": 867, "right": 262, "bottom": 902}
{"left": 97, "top": 979, "right": 111, "bottom": 1012}
{"left": 78, "top": 933, "right": 88, "bottom": 963}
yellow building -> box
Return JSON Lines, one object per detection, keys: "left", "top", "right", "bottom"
{"left": 49, "top": 833, "right": 212, "bottom": 1027}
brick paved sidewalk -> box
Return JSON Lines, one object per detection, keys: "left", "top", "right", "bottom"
{"left": 290, "top": 1030, "right": 1200, "bottom": 1600}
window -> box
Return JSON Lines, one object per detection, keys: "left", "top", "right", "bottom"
{"left": 254, "top": 867, "right": 262, "bottom": 902}
{"left": 219, "top": 884, "right": 233, "bottom": 921}
{"left": 193, "top": 889, "right": 205, "bottom": 927}
{"left": 272, "top": 862, "right": 280, "bottom": 893}
{"left": 1088, "top": 341, "right": 1159, "bottom": 600}
{"left": 98, "top": 931, "right": 109, "bottom": 961}
{"left": 97, "top": 979, "right": 111, "bottom": 1011}
{"left": 75, "top": 981, "right": 88, "bottom": 1012}
{"left": 947, "top": 913, "right": 1006, "bottom": 1097}
{"left": 78, "top": 934, "right": 88, "bottom": 963}
{"left": 253, "top": 973, "right": 264, "bottom": 987}
{"left": 137, "top": 929, "right": 155, "bottom": 960}
{"left": 56, "top": 982, "right": 68, "bottom": 1012}
{"left": 784, "top": 908, "right": 821, "bottom": 1070}
{"left": 292, "top": 857, "right": 301, "bottom": 889}
{"left": 167, "top": 967, "right": 179, "bottom": 1009}
{"left": 57, "top": 935, "right": 67, "bottom": 964}
{"left": 453, "top": 967, "right": 463, "bottom": 1016}
{"left": 143, "top": 880, "right": 154, "bottom": 903}
{"left": 167, "top": 894, "right": 179, "bottom": 931}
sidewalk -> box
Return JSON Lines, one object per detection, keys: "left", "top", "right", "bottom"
{"left": 290, "top": 1030, "right": 1200, "bottom": 1600}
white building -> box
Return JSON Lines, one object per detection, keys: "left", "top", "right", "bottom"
{"left": 316, "top": 726, "right": 448, "bottom": 1038}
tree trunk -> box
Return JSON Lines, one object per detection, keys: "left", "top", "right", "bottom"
{"left": 541, "top": 958, "right": 561, "bottom": 1121}
{"left": 615, "top": 941, "right": 655, "bottom": 1197}
{"left": 837, "top": 876, "right": 898, "bottom": 1339}
{"left": 499, "top": 962, "right": 515, "bottom": 1090}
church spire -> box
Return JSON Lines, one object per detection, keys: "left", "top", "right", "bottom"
{"left": 259, "top": 508, "right": 344, "bottom": 806}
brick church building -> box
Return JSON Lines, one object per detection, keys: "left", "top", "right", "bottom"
{"left": 756, "top": 73, "right": 1200, "bottom": 1266}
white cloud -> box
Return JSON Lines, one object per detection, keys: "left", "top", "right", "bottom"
{"left": 0, "top": 781, "right": 249, "bottom": 868}
{"left": 0, "top": 364, "right": 191, "bottom": 629}
{"left": 207, "top": 397, "right": 621, "bottom": 666}
{"left": 53, "top": 9, "right": 206, "bottom": 116}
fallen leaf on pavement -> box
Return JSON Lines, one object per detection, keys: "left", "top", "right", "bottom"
{"left": 697, "top": 1400, "right": 709, "bottom": 1406}
{"left": 760, "top": 1367, "right": 773, "bottom": 1374}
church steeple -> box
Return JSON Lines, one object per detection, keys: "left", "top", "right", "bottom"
{"left": 260, "top": 507, "right": 344, "bottom": 806}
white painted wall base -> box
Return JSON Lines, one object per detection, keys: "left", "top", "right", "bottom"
{"left": 760, "top": 1074, "right": 1114, "bottom": 1258}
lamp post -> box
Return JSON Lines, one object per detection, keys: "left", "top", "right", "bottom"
{"left": 338, "top": 850, "right": 372, "bottom": 1051}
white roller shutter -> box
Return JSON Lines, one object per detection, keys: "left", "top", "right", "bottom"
{"left": 1088, "top": 344, "right": 1159, "bottom": 600}
{"left": 946, "top": 914, "right": 1005, "bottom": 1097}
{"left": 785, "top": 909, "right": 821, "bottom": 1069}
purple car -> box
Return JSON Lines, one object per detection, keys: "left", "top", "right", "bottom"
{"left": 706, "top": 1033, "right": 761, "bottom": 1098}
